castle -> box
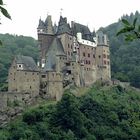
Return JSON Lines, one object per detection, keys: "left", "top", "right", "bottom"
{"left": 8, "top": 15, "right": 111, "bottom": 101}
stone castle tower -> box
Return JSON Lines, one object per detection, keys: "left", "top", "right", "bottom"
{"left": 8, "top": 15, "right": 111, "bottom": 101}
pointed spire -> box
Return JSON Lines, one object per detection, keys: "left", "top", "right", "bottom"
{"left": 45, "top": 15, "right": 54, "bottom": 35}
{"left": 60, "top": 8, "right": 63, "bottom": 16}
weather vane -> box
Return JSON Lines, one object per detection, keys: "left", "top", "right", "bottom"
{"left": 47, "top": 11, "right": 49, "bottom": 16}
{"left": 60, "top": 8, "right": 63, "bottom": 16}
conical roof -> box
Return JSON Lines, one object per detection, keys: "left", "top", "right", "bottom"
{"left": 44, "top": 15, "right": 54, "bottom": 35}
{"left": 43, "top": 37, "right": 66, "bottom": 71}
{"left": 37, "top": 19, "right": 45, "bottom": 29}
{"left": 56, "top": 16, "right": 72, "bottom": 35}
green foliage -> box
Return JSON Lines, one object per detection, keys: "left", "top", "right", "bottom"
{"left": 0, "top": 0, "right": 11, "bottom": 20}
{"left": 100, "top": 11, "right": 140, "bottom": 88}
{"left": 117, "top": 18, "right": 140, "bottom": 41}
{"left": 130, "top": 68, "right": 140, "bottom": 88}
{"left": 1, "top": 85, "right": 140, "bottom": 139}
{"left": 0, "top": 0, "right": 11, "bottom": 46}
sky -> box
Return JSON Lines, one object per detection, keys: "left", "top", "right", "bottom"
{"left": 0, "top": 0, "right": 139, "bottom": 39}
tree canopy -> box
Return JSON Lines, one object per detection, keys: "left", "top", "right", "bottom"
{"left": 0, "top": 84, "right": 140, "bottom": 139}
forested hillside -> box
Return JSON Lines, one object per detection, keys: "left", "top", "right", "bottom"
{"left": 100, "top": 11, "right": 140, "bottom": 88}
{"left": 0, "top": 34, "right": 38, "bottom": 90}
{"left": 0, "top": 84, "right": 140, "bottom": 140}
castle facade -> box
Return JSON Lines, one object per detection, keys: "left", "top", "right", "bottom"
{"left": 8, "top": 15, "right": 111, "bottom": 101}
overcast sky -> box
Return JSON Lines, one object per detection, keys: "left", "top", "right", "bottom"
{"left": 0, "top": 0, "right": 139, "bottom": 39}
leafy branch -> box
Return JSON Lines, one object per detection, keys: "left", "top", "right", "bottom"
{"left": 0, "top": 0, "right": 11, "bottom": 19}
{"left": 117, "top": 18, "right": 140, "bottom": 41}
{"left": 0, "top": 0, "right": 11, "bottom": 46}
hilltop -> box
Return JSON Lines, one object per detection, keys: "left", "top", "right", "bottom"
{"left": 0, "top": 83, "right": 140, "bottom": 140}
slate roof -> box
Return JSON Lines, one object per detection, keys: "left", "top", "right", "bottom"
{"left": 15, "top": 55, "right": 38, "bottom": 71}
{"left": 56, "top": 16, "right": 72, "bottom": 35}
{"left": 72, "top": 22, "right": 94, "bottom": 42}
{"left": 48, "top": 37, "right": 66, "bottom": 56}
{"left": 44, "top": 15, "right": 54, "bottom": 35}
{"left": 43, "top": 37, "right": 66, "bottom": 71}
{"left": 44, "top": 54, "right": 56, "bottom": 71}
{"left": 37, "top": 19, "right": 45, "bottom": 29}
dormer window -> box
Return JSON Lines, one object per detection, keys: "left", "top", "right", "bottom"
{"left": 17, "top": 64, "right": 23, "bottom": 70}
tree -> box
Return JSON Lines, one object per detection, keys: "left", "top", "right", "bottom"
{"left": 50, "top": 93, "right": 83, "bottom": 132}
{"left": 130, "top": 68, "right": 140, "bottom": 88}
{"left": 117, "top": 18, "right": 140, "bottom": 41}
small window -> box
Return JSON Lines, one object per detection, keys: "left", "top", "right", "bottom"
{"left": 42, "top": 75, "right": 46, "bottom": 78}
{"left": 93, "top": 54, "right": 95, "bottom": 58}
{"left": 83, "top": 52, "right": 85, "bottom": 57}
{"left": 66, "top": 62, "right": 70, "bottom": 66}
{"left": 68, "top": 44, "right": 70, "bottom": 48}
{"left": 104, "top": 60, "right": 106, "bottom": 65}
{"left": 89, "top": 61, "right": 90, "bottom": 64}
{"left": 103, "top": 54, "right": 106, "bottom": 58}
{"left": 107, "top": 61, "right": 110, "bottom": 65}
{"left": 88, "top": 53, "right": 90, "bottom": 57}
{"left": 102, "top": 36, "right": 104, "bottom": 43}
{"left": 99, "top": 55, "right": 101, "bottom": 58}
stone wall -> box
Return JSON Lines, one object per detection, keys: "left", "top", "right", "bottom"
{"left": 0, "top": 91, "right": 38, "bottom": 127}
{"left": 8, "top": 61, "right": 40, "bottom": 95}
{"left": 46, "top": 72, "right": 63, "bottom": 101}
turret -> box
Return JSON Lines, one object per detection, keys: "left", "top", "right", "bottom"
{"left": 44, "top": 15, "right": 54, "bottom": 35}
{"left": 56, "top": 16, "right": 71, "bottom": 35}
{"left": 37, "top": 18, "right": 46, "bottom": 34}
{"left": 37, "top": 15, "right": 55, "bottom": 69}
{"left": 96, "top": 31, "right": 109, "bottom": 46}
{"left": 95, "top": 31, "right": 111, "bottom": 81}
